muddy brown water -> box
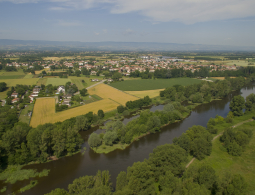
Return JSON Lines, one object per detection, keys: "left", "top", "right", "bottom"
{"left": 1, "top": 85, "right": 255, "bottom": 195}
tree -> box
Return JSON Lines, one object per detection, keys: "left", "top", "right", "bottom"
{"left": 117, "top": 105, "right": 125, "bottom": 113}
{"left": 116, "top": 171, "right": 128, "bottom": 191}
{"left": 103, "top": 131, "right": 118, "bottom": 146}
{"left": 112, "top": 72, "right": 122, "bottom": 81}
{"left": 80, "top": 88, "right": 87, "bottom": 97}
{"left": 0, "top": 82, "right": 7, "bottom": 92}
{"left": 88, "top": 133, "right": 102, "bottom": 148}
{"left": 98, "top": 110, "right": 104, "bottom": 119}
{"left": 229, "top": 95, "right": 245, "bottom": 116}
{"left": 75, "top": 116, "right": 90, "bottom": 131}
{"left": 127, "top": 161, "right": 155, "bottom": 195}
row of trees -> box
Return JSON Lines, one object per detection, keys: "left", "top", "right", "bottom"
{"left": 125, "top": 96, "right": 152, "bottom": 109}
{"left": 88, "top": 102, "right": 189, "bottom": 148}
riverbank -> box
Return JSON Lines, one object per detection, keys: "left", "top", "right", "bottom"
{"left": 187, "top": 111, "right": 255, "bottom": 194}
{"left": 91, "top": 98, "right": 219, "bottom": 154}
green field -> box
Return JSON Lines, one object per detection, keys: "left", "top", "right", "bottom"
{"left": 190, "top": 117, "right": 255, "bottom": 194}
{"left": 0, "top": 78, "right": 39, "bottom": 87}
{"left": 46, "top": 78, "right": 72, "bottom": 86}
{"left": 23, "top": 74, "right": 34, "bottom": 79}
{"left": 110, "top": 78, "right": 203, "bottom": 91}
{"left": 226, "top": 60, "right": 255, "bottom": 67}
{"left": 69, "top": 76, "right": 85, "bottom": 90}
{"left": 0, "top": 70, "right": 25, "bottom": 79}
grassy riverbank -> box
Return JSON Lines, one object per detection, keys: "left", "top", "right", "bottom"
{"left": 189, "top": 111, "right": 255, "bottom": 194}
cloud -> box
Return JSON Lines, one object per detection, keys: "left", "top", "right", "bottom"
{"left": 122, "top": 29, "right": 135, "bottom": 36}
{"left": 103, "top": 29, "right": 108, "bottom": 34}
{"left": 2, "top": 0, "right": 255, "bottom": 24}
{"left": 94, "top": 32, "right": 100, "bottom": 35}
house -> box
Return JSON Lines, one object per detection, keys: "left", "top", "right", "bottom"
{"left": 33, "top": 88, "right": 40, "bottom": 94}
{"left": 62, "top": 99, "right": 71, "bottom": 106}
{"left": 63, "top": 94, "right": 72, "bottom": 99}
{"left": 91, "top": 79, "right": 99, "bottom": 82}
{"left": 107, "top": 79, "right": 113, "bottom": 82}
{"left": 11, "top": 92, "right": 18, "bottom": 98}
{"left": 29, "top": 95, "right": 34, "bottom": 103}
{"left": 12, "top": 98, "right": 20, "bottom": 104}
{"left": 90, "top": 71, "right": 97, "bottom": 75}
{"left": 56, "top": 86, "right": 65, "bottom": 94}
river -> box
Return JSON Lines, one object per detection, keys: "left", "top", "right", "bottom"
{"left": 2, "top": 84, "right": 255, "bottom": 195}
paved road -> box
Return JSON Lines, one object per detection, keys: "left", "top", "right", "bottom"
{"left": 86, "top": 80, "right": 105, "bottom": 90}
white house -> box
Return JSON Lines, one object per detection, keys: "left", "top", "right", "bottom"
{"left": 56, "top": 86, "right": 65, "bottom": 94}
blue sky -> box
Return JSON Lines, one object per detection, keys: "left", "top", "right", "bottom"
{"left": 0, "top": 0, "right": 255, "bottom": 46}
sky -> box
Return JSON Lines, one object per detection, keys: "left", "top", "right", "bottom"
{"left": 0, "top": 0, "right": 255, "bottom": 46}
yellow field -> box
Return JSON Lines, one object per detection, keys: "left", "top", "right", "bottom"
{"left": 88, "top": 84, "right": 138, "bottom": 105}
{"left": 211, "top": 77, "right": 236, "bottom": 80}
{"left": 125, "top": 89, "right": 163, "bottom": 98}
{"left": 43, "top": 57, "right": 75, "bottom": 61}
{"left": 0, "top": 78, "right": 39, "bottom": 86}
{"left": 30, "top": 98, "right": 119, "bottom": 127}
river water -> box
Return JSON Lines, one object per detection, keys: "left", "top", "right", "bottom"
{"left": 2, "top": 85, "right": 255, "bottom": 195}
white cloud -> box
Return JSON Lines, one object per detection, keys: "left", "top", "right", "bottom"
{"left": 94, "top": 32, "right": 100, "bottom": 35}
{"left": 2, "top": 0, "right": 255, "bottom": 24}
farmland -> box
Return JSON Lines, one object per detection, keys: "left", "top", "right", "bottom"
{"left": 110, "top": 78, "right": 202, "bottom": 91}
{"left": 88, "top": 84, "right": 138, "bottom": 105}
{"left": 0, "top": 78, "right": 39, "bottom": 86}
{"left": 125, "top": 89, "right": 163, "bottom": 98}
{"left": 0, "top": 70, "right": 25, "bottom": 79}
{"left": 46, "top": 78, "right": 72, "bottom": 86}
{"left": 30, "top": 98, "right": 119, "bottom": 127}
{"left": 69, "top": 76, "right": 85, "bottom": 90}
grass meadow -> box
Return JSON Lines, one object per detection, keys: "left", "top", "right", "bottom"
{"left": 125, "top": 89, "right": 163, "bottom": 98}
{"left": 110, "top": 78, "right": 202, "bottom": 91}
{"left": 226, "top": 60, "right": 255, "bottom": 67}
{"left": 190, "top": 113, "right": 255, "bottom": 195}
{"left": 30, "top": 98, "right": 119, "bottom": 127}
{"left": 19, "top": 104, "right": 34, "bottom": 124}
{"left": 88, "top": 84, "right": 138, "bottom": 105}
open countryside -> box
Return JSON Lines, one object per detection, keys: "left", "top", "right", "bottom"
{"left": 110, "top": 78, "right": 202, "bottom": 91}
{"left": 125, "top": 89, "right": 164, "bottom": 98}
{"left": 30, "top": 98, "right": 119, "bottom": 127}
{"left": 88, "top": 83, "right": 138, "bottom": 105}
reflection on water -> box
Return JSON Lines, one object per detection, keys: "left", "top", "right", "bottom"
{"left": 2, "top": 85, "right": 255, "bottom": 195}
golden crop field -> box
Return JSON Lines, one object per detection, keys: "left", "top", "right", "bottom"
{"left": 43, "top": 57, "right": 75, "bottom": 61}
{"left": 30, "top": 98, "right": 119, "bottom": 127}
{"left": 88, "top": 84, "right": 138, "bottom": 105}
{"left": 125, "top": 89, "right": 163, "bottom": 98}
{"left": 30, "top": 98, "right": 56, "bottom": 127}
{"left": 211, "top": 77, "right": 236, "bottom": 80}
{"left": 0, "top": 78, "right": 39, "bottom": 86}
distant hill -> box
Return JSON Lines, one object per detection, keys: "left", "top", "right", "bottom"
{"left": 0, "top": 39, "right": 255, "bottom": 51}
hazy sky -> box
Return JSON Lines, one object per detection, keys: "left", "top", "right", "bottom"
{"left": 0, "top": 0, "right": 255, "bottom": 46}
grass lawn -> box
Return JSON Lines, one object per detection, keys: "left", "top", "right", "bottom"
{"left": 19, "top": 104, "right": 34, "bottom": 124}
{"left": 0, "top": 69, "right": 25, "bottom": 79}
{"left": 46, "top": 78, "right": 72, "bottom": 86}
{"left": 110, "top": 78, "right": 202, "bottom": 91}
{"left": 190, "top": 115, "right": 255, "bottom": 194}
{"left": 93, "top": 142, "right": 129, "bottom": 154}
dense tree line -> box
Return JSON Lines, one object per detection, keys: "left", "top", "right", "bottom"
{"left": 88, "top": 102, "right": 189, "bottom": 148}
{"left": 126, "top": 96, "right": 152, "bottom": 109}
{"left": 0, "top": 82, "right": 7, "bottom": 92}
{"left": 160, "top": 77, "right": 247, "bottom": 103}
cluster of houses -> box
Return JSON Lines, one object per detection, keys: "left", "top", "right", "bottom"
{"left": 1, "top": 53, "right": 241, "bottom": 76}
